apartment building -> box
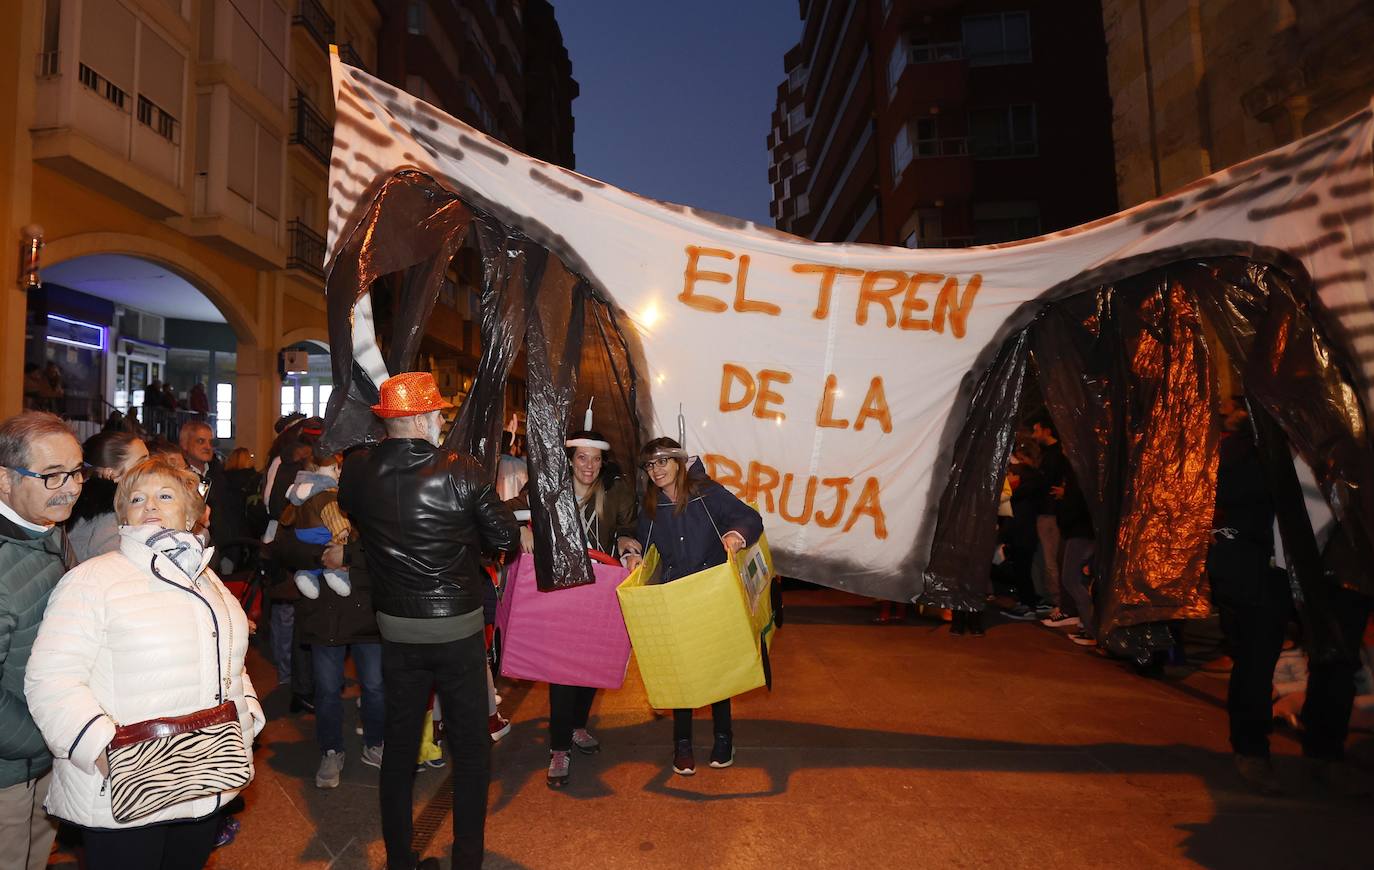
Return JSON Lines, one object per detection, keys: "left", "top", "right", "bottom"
{"left": 769, "top": 0, "right": 1117, "bottom": 248}
{"left": 1103, "top": 0, "right": 1374, "bottom": 207}
{"left": 0, "top": 0, "right": 577, "bottom": 453}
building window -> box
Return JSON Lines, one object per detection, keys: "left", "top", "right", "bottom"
{"left": 962, "top": 12, "right": 1031, "bottom": 67}
{"left": 794, "top": 148, "right": 808, "bottom": 175}
{"left": 78, "top": 63, "right": 129, "bottom": 111}
{"left": 216, "top": 383, "right": 233, "bottom": 439}
{"left": 787, "top": 104, "right": 808, "bottom": 136}
{"left": 887, "top": 37, "right": 907, "bottom": 98}
{"left": 788, "top": 64, "right": 808, "bottom": 92}
{"left": 795, "top": 193, "right": 810, "bottom": 219}
{"left": 891, "top": 124, "right": 913, "bottom": 179}
{"left": 407, "top": 1, "right": 424, "bottom": 34}
{"left": 137, "top": 95, "right": 179, "bottom": 143}
{"left": 911, "top": 117, "right": 940, "bottom": 157}
{"left": 968, "top": 104, "right": 1037, "bottom": 158}
{"left": 973, "top": 201, "right": 1041, "bottom": 244}
{"left": 903, "top": 209, "right": 945, "bottom": 248}
{"left": 474, "top": 39, "right": 496, "bottom": 78}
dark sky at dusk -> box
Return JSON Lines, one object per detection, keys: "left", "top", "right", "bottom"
{"left": 550, "top": 2, "right": 802, "bottom": 226}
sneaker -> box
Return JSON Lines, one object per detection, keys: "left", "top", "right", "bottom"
{"left": 1234, "top": 754, "right": 1283, "bottom": 795}
{"left": 1041, "top": 611, "right": 1080, "bottom": 628}
{"left": 1002, "top": 604, "right": 1038, "bottom": 621}
{"left": 293, "top": 570, "right": 321, "bottom": 599}
{"left": 1069, "top": 629, "right": 1097, "bottom": 647}
{"left": 672, "top": 739, "right": 696, "bottom": 776}
{"left": 708, "top": 733, "right": 735, "bottom": 769}
{"left": 213, "top": 815, "right": 241, "bottom": 848}
{"left": 547, "top": 750, "right": 571, "bottom": 788}
{"left": 489, "top": 712, "right": 511, "bottom": 742}
{"left": 424, "top": 755, "right": 447, "bottom": 769}
{"left": 1033, "top": 601, "right": 1054, "bottom": 615}
{"left": 359, "top": 743, "right": 383, "bottom": 769}
{"left": 571, "top": 728, "right": 600, "bottom": 755}
{"left": 315, "top": 750, "right": 344, "bottom": 788}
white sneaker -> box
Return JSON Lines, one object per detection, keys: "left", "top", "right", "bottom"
{"left": 315, "top": 750, "right": 344, "bottom": 788}
{"left": 294, "top": 571, "right": 321, "bottom": 600}
{"left": 323, "top": 567, "right": 351, "bottom": 597}
{"left": 360, "top": 743, "right": 384, "bottom": 768}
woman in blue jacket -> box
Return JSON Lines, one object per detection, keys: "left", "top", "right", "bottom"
{"left": 631, "top": 437, "right": 763, "bottom": 776}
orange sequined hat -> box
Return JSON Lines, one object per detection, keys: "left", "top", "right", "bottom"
{"left": 371, "top": 372, "right": 454, "bottom": 418}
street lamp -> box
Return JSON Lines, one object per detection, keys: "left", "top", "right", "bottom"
{"left": 18, "top": 224, "right": 43, "bottom": 290}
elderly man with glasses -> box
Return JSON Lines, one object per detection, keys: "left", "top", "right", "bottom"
{"left": 0, "top": 411, "right": 85, "bottom": 870}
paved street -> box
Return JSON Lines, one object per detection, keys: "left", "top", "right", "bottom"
{"left": 62, "top": 588, "right": 1371, "bottom": 869}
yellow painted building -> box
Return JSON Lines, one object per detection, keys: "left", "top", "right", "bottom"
{"left": 1103, "top": 0, "right": 1374, "bottom": 207}
{"left": 0, "top": 0, "right": 378, "bottom": 456}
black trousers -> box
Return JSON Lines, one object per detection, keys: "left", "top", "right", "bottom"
{"left": 1216, "top": 569, "right": 1291, "bottom": 758}
{"left": 1301, "top": 585, "right": 1374, "bottom": 761}
{"left": 81, "top": 813, "right": 219, "bottom": 870}
{"left": 380, "top": 634, "right": 490, "bottom": 870}
{"left": 548, "top": 684, "right": 597, "bottom": 752}
{"left": 673, "top": 699, "right": 732, "bottom": 743}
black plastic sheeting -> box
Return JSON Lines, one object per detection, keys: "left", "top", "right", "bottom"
{"left": 321, "top": 170, "right": 643, "bottom": 591}
{"left": 925, "top": 257, "right": 1374, "bottom": 662}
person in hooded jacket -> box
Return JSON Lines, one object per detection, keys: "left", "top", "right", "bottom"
{"left": 66, "top": 430, "right": 148, "bottom": 563}
{"left": 630, "top": 437, "right": 762, "bottom": 777}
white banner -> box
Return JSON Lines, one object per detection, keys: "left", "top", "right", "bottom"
{"left": 327, "top": 51, "right": 1374, "bottom": 596}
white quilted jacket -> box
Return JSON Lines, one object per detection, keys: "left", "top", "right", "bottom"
{"left": 24, "top": 527, "right": 265, "bottom": 828}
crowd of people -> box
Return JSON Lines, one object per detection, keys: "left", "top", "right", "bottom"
{"left": 0, "top": 369, "right": 766, "bottom": 870}
{"left": 2, "top": 367, "right": 1369, "bottom": 869}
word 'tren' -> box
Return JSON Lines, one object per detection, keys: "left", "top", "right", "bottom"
{"left": 679, "top": 245, "right": 981, "bottom": 337}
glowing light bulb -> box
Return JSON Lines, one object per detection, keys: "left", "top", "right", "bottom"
{"left": 639, "top": 301, "right": 661, "bottom": 328}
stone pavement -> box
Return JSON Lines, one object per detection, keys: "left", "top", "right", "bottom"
{"left": 54, "top": 588, "right": 1372, "bottom": 869}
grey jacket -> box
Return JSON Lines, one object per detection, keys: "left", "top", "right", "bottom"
{"left": 0, "top": 512, "right": 68, "bottom": 787}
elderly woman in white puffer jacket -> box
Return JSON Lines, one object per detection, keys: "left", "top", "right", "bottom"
{"left": 25, "top": 456, "right": 264, "bottom": 870}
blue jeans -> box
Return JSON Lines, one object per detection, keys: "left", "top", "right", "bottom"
{"left": 1059, "top": 538, "right": 1096, "bottom": 636}
{"left": 313, "top": 643, "right": 385, "bottom": 752}
{"left": 269, "top": 600, "right": 294, "bottom": 684}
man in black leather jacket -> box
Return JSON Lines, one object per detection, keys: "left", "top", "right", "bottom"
{"left": 338, "top": 372, "right": 517, "bottom": 870}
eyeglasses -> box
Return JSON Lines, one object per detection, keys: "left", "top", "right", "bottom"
{"left": 640, "top": 457, "right": 674, "bottom": 471}
{"left": 11, "top": 464, "right": 91, "bottom": 490}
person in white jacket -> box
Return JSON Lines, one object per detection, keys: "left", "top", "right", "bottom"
{"left": 24, "top": 456, "right": 265, "bottom": 869}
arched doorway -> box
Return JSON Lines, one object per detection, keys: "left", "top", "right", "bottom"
{"left": 31, "top": 252, "right": 249, "bottom": 447}
{"left": 278, "top": 338, "right": 334, "bottom": 421}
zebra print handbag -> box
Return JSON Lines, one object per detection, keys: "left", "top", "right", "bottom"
{"left": 105, "top": 701, "right": 251, "bottom": 823}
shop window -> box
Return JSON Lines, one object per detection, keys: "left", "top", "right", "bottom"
{"left": 216, "top": 383, "right": 233, "bottom": 439}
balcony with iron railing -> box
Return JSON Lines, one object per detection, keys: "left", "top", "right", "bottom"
{"left": 290, "top": 91, "right": 331, "bottom": 165}
{"left": 287, "top": 220, "right": 327, "bottom": 280}
{"left": 36, "top": 50, "right": 60, "bottom": 78}
{"left": 337, "top": 43, "right": 366, "bottom": 73}
{"left": 293, "top": 0, "right": 336, "bottom": 52}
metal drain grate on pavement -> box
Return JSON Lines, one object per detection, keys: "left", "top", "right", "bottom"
{"left": 412, "top": 772, "right": 453, "bottom": 852}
